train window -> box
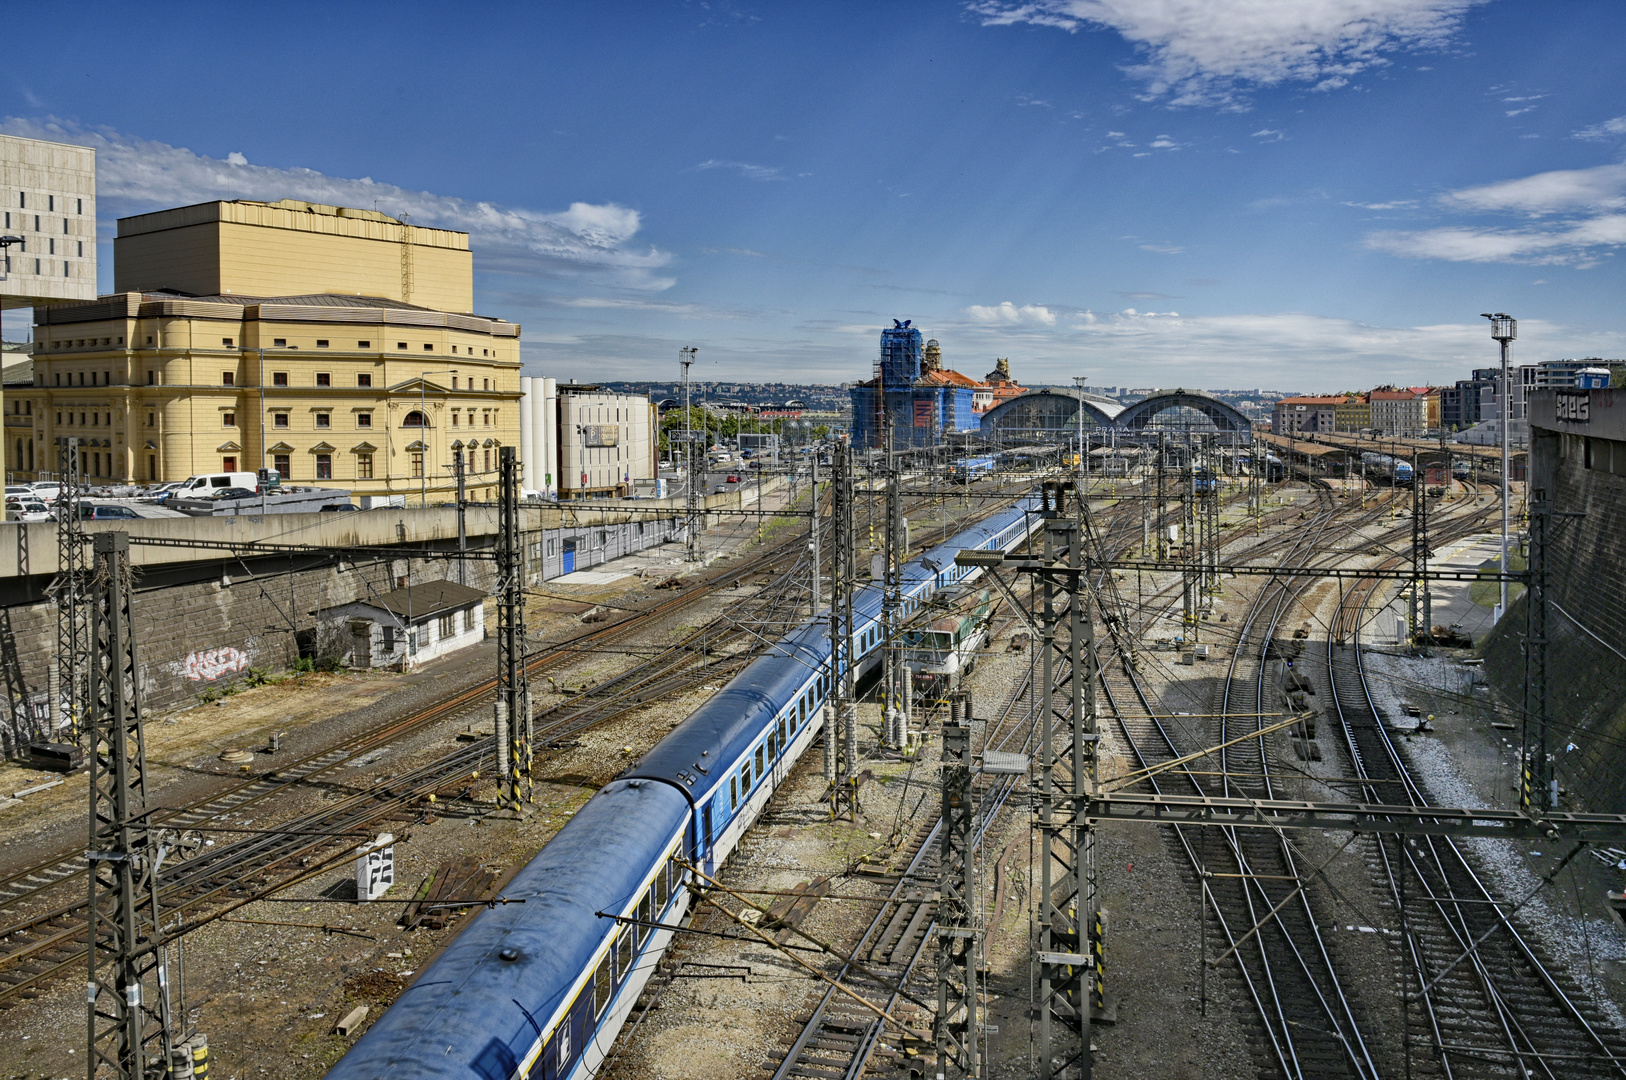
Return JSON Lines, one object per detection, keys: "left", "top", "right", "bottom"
{"left": 741, "top": 761, "right": 751, "bottom": 791}
{"left": 767, "top": 731, "right": 777, "bottom": 759}
{"left": 616, "top": 930, "right": 633, "bottom": 980}
{"left": 550, "top": 1021, "right": 572, "bottom": 1077}
{"left": 655, "top": 862, "right": 670, "bottom": 909}
{"left": 730, "top": 776, "right": 738, "bottom": 810}
{"left": 754, "top": 745, "right": 765, "bottom": 776}
{"left": 779, "top": 716, "right": 788, "bottom": 745}
{"left": 799, "top": 698, "right": 807, "bottom": 726}
{"left": 592, "top": 953, "right": 612, "bottom": 1016}
{"left": 638, "top": 890, "right": 653, "bottom": 944}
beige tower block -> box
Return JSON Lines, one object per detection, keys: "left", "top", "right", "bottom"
{"left": 115, "top": 199, "right": 473, "bottom": 313}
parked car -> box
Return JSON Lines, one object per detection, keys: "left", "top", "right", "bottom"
{"left": 210, "top": 487, "right": 259, "bottom": 500}
{"left": 28, "top": 483, "right": 61, "bottom": 503}
{"left": 320, "top": 502, "right": 359, "bottom": 512}
{"left": 79, "top": 504, "right": 140, "bottom": 520}
{"left": 11, "top": 501, "right": 52, "bottom": 522}
{"left": 725, "top": 474, "right": 741, "bottom": 484}
{"left": 174, "top": 472, "right": 259, "bottom": 497}
{"left": 4, "top": 485, "right": 34, "bottom": 500}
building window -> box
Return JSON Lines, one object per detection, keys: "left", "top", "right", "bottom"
{"left": 48, "top": 195, "right": 53, "bottom": 211}
{"left": 356, "top": 453, "right": 373, "bottom": 479}
{"left": 315, "top": 339, "right": 329, "bottom": 348}
{"left": 223, "top": 412, "right": 235, "bottom": 426}
{"left": 357, "top": 412, "right": 372, "bottom": 428}
{"left": 222, "top": 337, "right": 234, "bottom": 347}
{"left": 273, "top": 413, "right": 289, "bottom": 428}
{"left": 316, "top": 372, "right": 331, "bottom": 387}
{"left": 483, "top": 449, "right": 492, "bottom": 472}
{"left": 273, "top": 338, "right": 287, "bottom": 347}
{"left": 77, "top": 241, "right": 82, "bottom": 257}
{"left": 357, "top": 373, "right": 372, "bottom": 388}
{"left": 222, "top": 371, "right": 234, "bottom": 386}
{"left": 77, "top": 198, "right": 82, "bottom": 215}
{"left": 438, "top": 612, "right": 455, "bottom": 638}
{"left": 274, "top": 454, "right": 290, "bottom": 479}
{"left": 424, "top": 343, "right": 433, "bottom": 351}
{"left": 315, "top": 454, "right": 332, "bottom": 480}
{"left": 397, "top": 342, "right": 407, "bottom": 350}
{"left": 450, "top": 412, "right": 459, "bottom": 427}
{"left": 222, "top": 456, "right": 237, "bottom": 472}
{"left": 483, "top": 378, "right": 490, "bottom": 391}
{"left": 48, "top": 239, "right": 54, "bottom": 255}
{"left": 273, "top": 372, "right": 288, "bottom": 387}
{"left": 147, "top": 412, "right": 154, "bottom": 427}
{"left": 452, "top": 376, "right": 459, "bottom": 389}
{"left": 315, "top": 413, "right": 331, "bottom": 428}
{"left": 410, "top": 452, "right": 424, "bottom": 478}
{"left": 358, "top": 340, "right": 371, "bottom": 349}
{"left": 403, "top": 410, "right": 428, "bottom": 428}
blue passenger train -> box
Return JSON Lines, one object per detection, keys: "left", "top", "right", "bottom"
{"left": 1360, "top": 451, "right": 1414, "bottom": 486}
{"left": 947, "top": 455, "right": 996, "bottom": 483}
{"left": 325, "top": 495, "right": 1046, "bottom": 1080}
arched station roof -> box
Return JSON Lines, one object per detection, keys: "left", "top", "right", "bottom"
{"left": 1114, "top": 388, "right": 1252, "bottom": 433}
{"left": 979, "top": 390, "right": 1122, "bottom": 440}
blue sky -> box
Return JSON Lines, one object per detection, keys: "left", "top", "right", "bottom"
{"left": 5, "top": 0, "right": 1626, "bottom": 390}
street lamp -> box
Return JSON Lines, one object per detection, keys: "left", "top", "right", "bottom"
{"left": 419, "top": 370, "right": 459, "bottom": 507}
{"left": 1481, "top": 313, "right": 1516, "bottom": 620}
{"left": 257, "top": 345, "right": 300, "bottom": 514}
{"left": 1073, "top": 376, "right": 1088, "bottom": 485}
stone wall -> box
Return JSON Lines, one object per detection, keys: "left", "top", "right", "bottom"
{"left": 1480, "top": 406, "right": 1626, "bottom": 814}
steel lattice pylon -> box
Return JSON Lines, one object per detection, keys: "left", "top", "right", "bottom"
{"left": 823, "top": 443, "right": 859, "bottom": 820}
{"left": 85, "top": 531, "right": 174, "bottom": 1080}
{"left": 494, "top": 447, "right": 532, "bottom": 812}
{"left": 934, "top": 693, "right": 980, "bottom": 1076}
{"left": 50, "top": 438, "right": 89, "bottom": 741}
{"left": 1017, "top": 480, "right": 1100, "bottom": 1080}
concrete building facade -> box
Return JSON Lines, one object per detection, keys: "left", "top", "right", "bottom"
{"left": 1369, "top": 388, "right": 1429, "bottom": 437}
{"left": 0, "top": 133, "right": 97, "bottom": 306}
{"left": 11, "top": 200, "right": 523, "bottom": 499}
{"left": 555, "top": 382, "right": 657, "bottom": 499}
{"left": 1271, "top": 395, "right": 1343, "bottom": 435}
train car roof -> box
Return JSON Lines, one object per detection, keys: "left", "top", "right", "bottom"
{"left": 325, "top": 778, "right": 691, "bottom": 1080}
{"left": 628, "top": 497, "right": 1040, "bottom": 806}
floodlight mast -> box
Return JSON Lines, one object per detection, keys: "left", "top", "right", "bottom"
{"left": 1482, "top": 312, "right": 1516, "bottom": 620}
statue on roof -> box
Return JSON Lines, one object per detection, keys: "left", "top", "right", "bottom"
{"left": 985, "top": 357, "right": 1014, "bottom": 385}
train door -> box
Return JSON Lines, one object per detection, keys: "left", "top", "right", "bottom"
{"left": 562, "top": 538, "right": 576, "bottom": 574}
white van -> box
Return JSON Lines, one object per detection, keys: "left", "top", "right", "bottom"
{"left": 175, "top": 472, "right": 259, "bottom": 497}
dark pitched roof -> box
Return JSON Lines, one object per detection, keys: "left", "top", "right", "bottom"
{"left": 359, "top": 580, "right": 487, "bottom": 620}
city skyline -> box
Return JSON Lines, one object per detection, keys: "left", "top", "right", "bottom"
{"left": 3, "top": 1, "right": 1625, "bottom": 387}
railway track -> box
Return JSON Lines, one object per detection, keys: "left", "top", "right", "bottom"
{"left": 1325, "top": 536, "right": 1626, "bottom": 1077}
{"left": 0, "top": 482, "right": 1033, "bottom": 1013}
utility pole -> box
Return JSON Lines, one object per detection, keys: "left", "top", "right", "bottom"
{"left": 454, "top": 453, "right": 468, "bottom": 587}
{"left": 935, "top": 691, "right": 981, "bottom": 1077}
{"left": 681, "top": 347, "right": 699, "bottom": 563}
{"left": 808, "top": 453, "right": 822, "bottom": 617}
{"left": 1482, "top": 313, "right": 1516, "bottom": 621}
{"left": 1524, "top": 491, "right": 1552, "bottom": 810}
{"left": 824, "top": 443, "right": 859, "bottom": 821}
{"left": 882, "top": 413, "right": 906, "bottom": 750}
{"left": 493, "top": 447, "right": 531, "bottom": 814}
{"left": 86, "top": 531, "right": 176, "bottom": 1080}
{"left": 1408, "top": 449, "right": 1430, "bottom": 644}
{"left": 51, "top": 438, "right": 88, "bottom": 742}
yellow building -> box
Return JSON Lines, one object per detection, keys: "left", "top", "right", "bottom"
{"left": 1334, "top": 393, "right": 1370, "bottom": 433}
{"left": 15, "top": 200, "right": 522, "bottom": 502}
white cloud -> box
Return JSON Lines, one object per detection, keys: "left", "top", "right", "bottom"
{"left": 693, "top": 159, "right": 786, "bottom": 182}
{"left": 1366, "top": 215, "right": 1626, "bottom": 266}
{"left": 1368, "top": 163, "right": 1626, "bottom": 266}
{"left": 1505, "top": 106, "right": 1536, "bottom": 117}
{"left": 964, "top": 301, "right": 1058, "bottom": 325}
{"left": 1139, "top": 242, "right": 1185, "bottom": 254}
{"left": 0, "top": 116, "right": 674, "bottom": 292}
{"left": 1344, "top": 198, "right": 1418, "bottom": 210}
{"left": 969, "top": 0, "right": 1481, "bottom": 107}
{"left": 1440, "top": 163, "right": 1626, "bottom": 215}
{"left": 949, "top": 309, "right": 1626, "bottom": 388}
{"left": 1251, "top": 128, "right": 1285, "bottom": 141}
{"left": 1574, "top": 115, "right": 1626, "bottom": 141}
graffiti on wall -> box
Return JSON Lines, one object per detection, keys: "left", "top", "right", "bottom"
{"left": 183, "top": 647, "right": 251, "bottom": 682}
